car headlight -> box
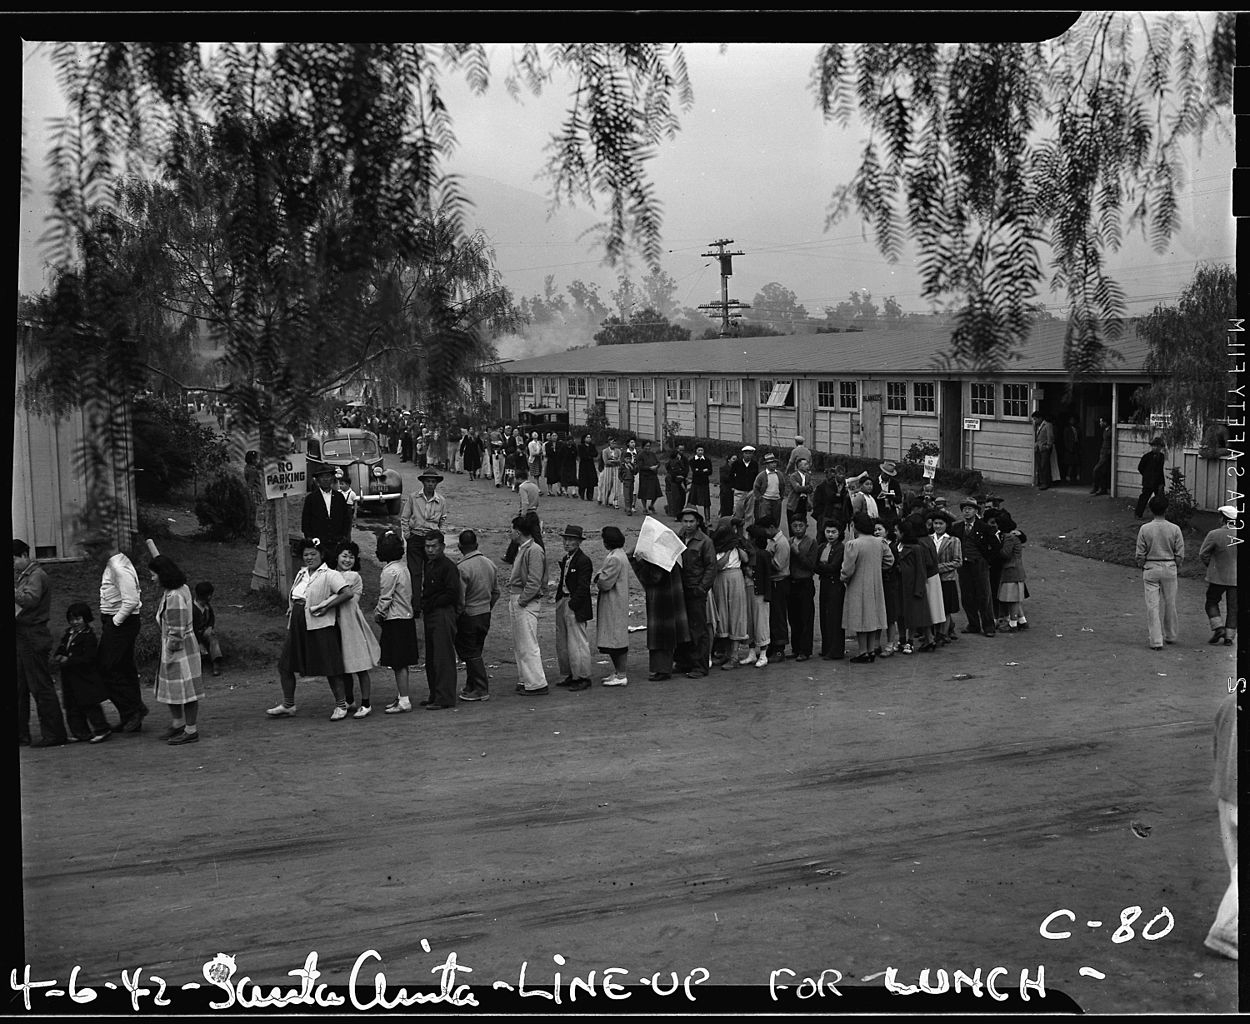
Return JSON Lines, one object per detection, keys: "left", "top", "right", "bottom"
{"left": 372, "top": 466, "right": 385, "bottom": 478}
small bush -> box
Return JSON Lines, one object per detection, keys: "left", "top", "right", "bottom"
{"left": 194, "top": 471, "right": 255, "bottom": 541}
{"left": 904, "top": 439, "right": 941, "bottom": 465}
{"left": 133, "top": 395, "right": 229, "bottom": 501}
{"left": 1165, "top": 467, "right": 1197, "bottom": 531}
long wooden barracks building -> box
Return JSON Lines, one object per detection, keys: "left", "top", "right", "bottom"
{"left": 486, "top": 320, "right": 1228, "bottom": 509}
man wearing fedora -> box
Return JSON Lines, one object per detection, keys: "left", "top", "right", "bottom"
{"left": 950, "top": 497, "right": 1001, "bottom": 636}
{"left": 302, "top": 464, "right": 353, "bottom": 552}
{"left": 674, "top": 506, "right": 717, "bottom": 677}
{"left": 1135, "top": 436, "right": 1167, "bottom": 519}
{"left": 554, "top": 525, "right": 595, "bottom": 691}
{"left": 401, "top": 469, "right": 449, "bottom": 606}
{"left": 875, "top": 460, "right": 903, "bottom": 506}
{"left": 752, "top": 452, "right": 788, "bottom": 535}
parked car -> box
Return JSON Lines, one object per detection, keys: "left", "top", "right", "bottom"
{"left": 518, "top": 407, "right": 570, "bottom": 438}
{"left": 304, "top": 428, "right": 403, "bottom": 516}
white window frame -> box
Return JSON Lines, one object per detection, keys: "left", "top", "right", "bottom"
{"left": 970, "top": 382, "right": 996, "bottom": 417}
{"left": 912, "top": 381, "right": 936, "bottom": 414}
{"left": 1001, "top": 382, "right": 1030, "bottom": 419}
{"left": 838, "top": 380, "right": 859, "bottom": 411}
{"left": 817, "top": 380, "right": 838, "bottom": 409}
{"left": 569, "top": 377, "right": 587, "bottom": 398}
{"left": 886, "top": 381, "right": 908, "bottom": 412}
{"left": 629, "top": 377, "right": 653, "bottom": 401}
{"left": 596, "top": 377, "right": 618, "bottom": 400}
{"left": 759, "top": 379, "right": 794, "bottom": 408}
{"left": 723, "top": 379, "right": 741, "bottom": 406}
{"left": 518, "top": 376, "right": 535, "bottom": 398}
{"left": 540, "top": 376, "right": 560, "bottom": 400}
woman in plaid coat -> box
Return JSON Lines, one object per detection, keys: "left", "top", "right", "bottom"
{"left": 148, "top": 555, "right": 204, "bottom": 745}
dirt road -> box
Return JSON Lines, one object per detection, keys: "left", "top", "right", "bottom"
{"left": 16, "top": 462, "right": 1240, "bottom": 1013}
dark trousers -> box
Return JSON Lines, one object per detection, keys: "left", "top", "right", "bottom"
{"left": 958, "top": 558, "right": 996, "bottom": 633}
{"left": 819, "top": 577, "right": 846, "bottom": 657}
{"left": 1092, "top": 454, "right": 1111, "bottom": 492}
{"left": 423, "top": 604, "right": 458, "bottom": 707}
{"left": 1136, "top": 481, "right": 1164, "bottom": 518}
{"left": 98, "top": 616, "right": 144, "bottom": 721}
{"left": 1035, "top": 448, "right": 1052, "bottom": 487}
{"left": 406, "top": 544, "right": 428, "bottom": 610}
{"left": 676, "top": 590, "right": 710, "bottom": 672}
{"left": 665, "top": 480, "right": 686, "bottom": 518}
{"left": 62, "top": 681, "right": 109, "bottom": 740}
{"left": 1206, "top": 584, "right": 1238, "bottom": 630}
{"left": 787, "top": 577, "right": 816, "bottom": 657}
{"left": 768, "top": 577, "right": 791, "bottom": 655}
{"left": 455, "top": 611, "right": 492, "bottom": 695}
{"left": 17, "top": 629, "right": 67, "bottom": 744}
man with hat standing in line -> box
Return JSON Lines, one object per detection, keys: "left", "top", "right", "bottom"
{"left": 752, "top": 452, "right": 788, "bottom": 535}
{"left": 1199, "top": 505, "right": 1239, "bottom": 647}
{"left": 302, "top": 464, "right": 353, "bottom": 552}
{"left": 401, "top": 469, "right": 449, "bottom": 609}
{"left": 674, "top": 506, "right": 717, "bottom": 677}
{"left": 876, "top": 460, "right": 903, "bottom": 507}
{"left": 950, "top": 497, "right": 1001, "bottom": 637}
{"left": 554, "top": 525, "right": 595, "bottom": 691}
{"left": 1135, "top": 436, "right": 1167, "bottom": 519}
{"left": 728, "top": 445, "right": 760, "bottom": 521}
{"left": 419, "top": 529, "right": 461, "bottom": 709}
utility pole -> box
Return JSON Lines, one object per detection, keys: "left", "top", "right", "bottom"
{"left": 698, "top": 238, "right": 750, "bottom": 337}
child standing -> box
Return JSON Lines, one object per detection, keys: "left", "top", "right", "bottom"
{"left": 333, "top": 541, "right": 381, "bottom": 718}
{"left": 192, "top": 581, "right": 224, "bottom": 676}
{"left": 996, "top": 515, "right": 1029, "bottom": 630}
{"left": 50, "top": 603, "right": 112, "bottom": 743}
{"left": 374, "top": 531, "right": 419, "bottom": 714}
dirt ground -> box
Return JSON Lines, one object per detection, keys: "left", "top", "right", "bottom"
{"left": 15, "top": 457, "right": 1241, "bottom": 1014}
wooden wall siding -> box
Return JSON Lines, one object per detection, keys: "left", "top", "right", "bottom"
{"left": 628, "top": 399, "right": 655, "bottom": 440}
{"left": 13, "top": 336, "right": 96, "bottom": 560}
{"left": 883, "top": 414, "right": 940, "bottom": 462}
{"left": 707, "top": 405, "right": 743, "bottom": 444}
{"left": 964, "top": 419, "right": 1033, "bottom": 485}
{"left": 667, "top": 403, "right": 696, "bottom": 437}
{"left": 568, "top": 396, "right": 590, "bottom": 425}
{"left": 813, "top": 410, "right": 855, "bottom": 454}
{"left": 1114, "top": 426, "right": 1156, "bottom": 497}
{"left": 757, "top": 407, "right": 797, "bottom": 450}
{"left": 1183, "top": 450, "right": 1231, "bottom": 511}
{"left": 601, "top": 399, "right": 622, "bottom": 432}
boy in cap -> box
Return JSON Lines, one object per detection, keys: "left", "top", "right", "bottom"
{"left": 554, "top": 525, "right": 595, "bottom": 691}
{"left": 728, "top": 445, "right": 760, "bottom": 520}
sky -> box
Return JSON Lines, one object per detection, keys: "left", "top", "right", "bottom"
{"left": 19, "top": 30, "right": 1236, "bottom": 343}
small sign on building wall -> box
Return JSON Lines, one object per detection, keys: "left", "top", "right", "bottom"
{"left": 265, "top": 454, "right": 307, "bottom": 499}
{"left": 963, "top": 417, "right": 981, "bottom": 431}
{"left": 922, "top": 454, "right": 939, "bottom": 479}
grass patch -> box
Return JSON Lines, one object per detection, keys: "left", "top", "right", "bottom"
{"left": 1040, "top": 522, "right": 1208, "bottom": 579}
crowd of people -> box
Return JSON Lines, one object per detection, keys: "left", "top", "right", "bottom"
{"left": 14, "top": 425, "right": 1240, "bottom": 746}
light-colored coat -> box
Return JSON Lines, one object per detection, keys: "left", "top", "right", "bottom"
{"left": 594, "top": 548, "right": 631, "bottom": 649}
{"left": 840, "top": 533, "right": 894, "bottom": 633}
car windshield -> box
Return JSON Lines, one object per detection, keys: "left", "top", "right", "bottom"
{"left": 321, "top": 436, "right": 379, "bottom": 459}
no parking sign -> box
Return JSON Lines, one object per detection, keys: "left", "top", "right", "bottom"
{"left": 922, "top": 454, "right": 938, "bottom": 479}
{"left": 264, "top": 454, "right": 307, "bottom": 499}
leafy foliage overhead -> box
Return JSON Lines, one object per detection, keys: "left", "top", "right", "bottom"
{"left": 1134, "top": 262, "right": 1236, "bottom": 448}
{"left": 813, "top": 12, "right": 1234, "bottom": 374}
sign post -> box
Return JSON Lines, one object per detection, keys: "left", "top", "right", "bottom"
{"left": 252, "top": 454, "right": 306, "bottom": 594}
{"left": 922, "top": 454, "right": 939, "bottom": 480}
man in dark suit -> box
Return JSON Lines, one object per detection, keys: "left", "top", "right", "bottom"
{"left": 554, "top": 524, "right": 595, "bottom": 691}
{"left": 950, "top": 497, "right": 1002, "bottom": 636}
{"left": 301, "top": 465, "right": 353, "bottom": 548}
{"left": 813, "top": 463, "right": 851, "bottom": 535}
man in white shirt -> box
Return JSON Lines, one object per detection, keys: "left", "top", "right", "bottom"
{"left": 400, "top": 470, "right": 449, "bottom": 608}
{"left": 91, "top": 536, "right": 148, "bottom": 733}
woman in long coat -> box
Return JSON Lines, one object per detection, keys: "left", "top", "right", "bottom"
{"left": 689, "top": 447, "right": 713, "bottom": 521}
{"left": 628, "top": 550, "right": 690, "bottom": 680}
{"left": 841, "top": 512, "right": 893, "bottom": 663}
{"left": 544, "top": 433, "right": 561, "bottom": 494}
{"left": 635, "top": 440, "right": 662, "bottom": 513}
{"left": 598, "top": 439, "right": 621, "bottom": 507}
{"left": 593, "top": 526, "right": 631, "bottom": 684}
{"left": 461, "top": 429, "right": 483, "bottom": 479}
{"left": 896, "top": 521, "right": 936, "bottom": 653}
{"left": 577, "top": 434, "right": 599, "bottom": 500}
{"left": 148, "top": 555, "right": 205, "bottom": 744}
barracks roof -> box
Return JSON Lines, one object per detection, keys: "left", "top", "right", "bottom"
{"left": 496, "top": 320, "right": 1151, "bottom": 378}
